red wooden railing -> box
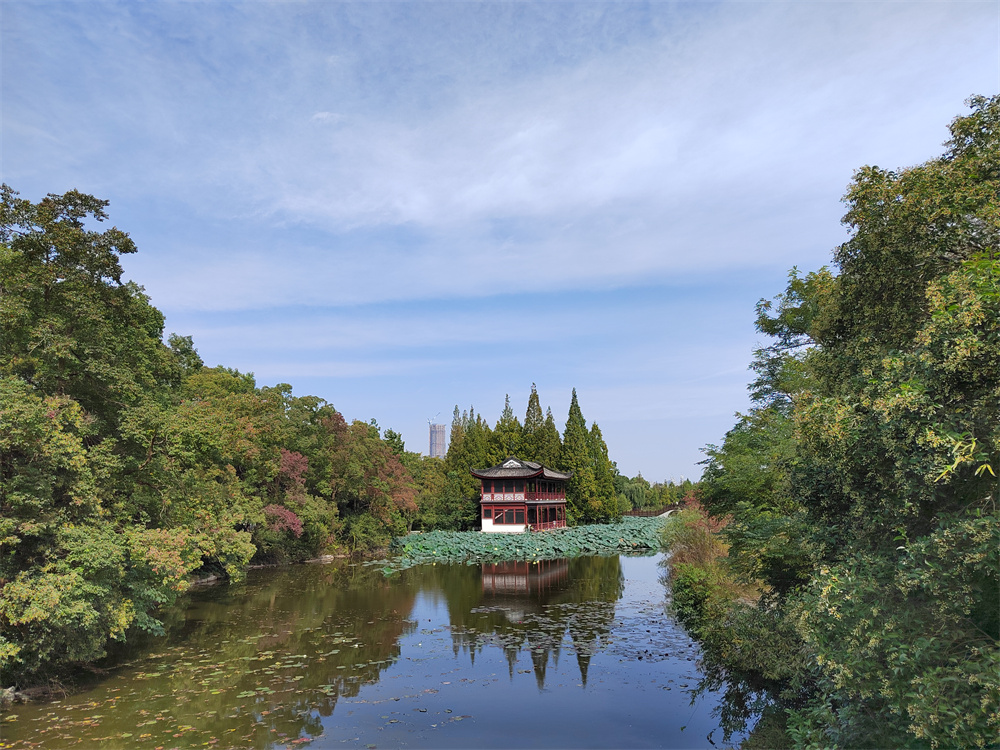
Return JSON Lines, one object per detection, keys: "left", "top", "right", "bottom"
{"left": 525, "top": 491, "right": 565, "bottom": 502}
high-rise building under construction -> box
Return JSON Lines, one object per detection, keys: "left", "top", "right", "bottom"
{"left": 429, "top": 423, "right": 446, "bottom": 458}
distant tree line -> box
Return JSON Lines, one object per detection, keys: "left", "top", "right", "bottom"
{"left": 614, "top": 473, "right": 693, "bottom": 512}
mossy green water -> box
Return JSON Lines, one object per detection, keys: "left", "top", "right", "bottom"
{"left": 382, "top": 516, "right": 667, "bottom": 572}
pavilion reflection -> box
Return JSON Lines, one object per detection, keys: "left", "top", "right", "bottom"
{"left": 481, "top": 558, "right": 571, "bottom": 597}
{"left": 438, "top": 556, "right": 624, "bottom": 689}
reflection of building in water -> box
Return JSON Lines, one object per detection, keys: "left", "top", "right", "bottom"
{"left": 481, "top": 559, "right": 570, "bottom": 597}
{"left": 442, "top": 556, "right": 622, "bottom": 690}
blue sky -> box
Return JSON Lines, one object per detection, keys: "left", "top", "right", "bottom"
{"left": 3, "top": 1, "right": 998, "bottom": 481}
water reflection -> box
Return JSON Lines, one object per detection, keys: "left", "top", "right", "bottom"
{"left": 437, "top": 558, "right": 622, "bottom": 688}
{"left": 2, "top": 556, "right": 726, "bottom": 749}
{"left": 481, "top": 558, "right": 571, "bottom": 595}
{"left": 3, "top": 563, "right": 418, "bottom": 748}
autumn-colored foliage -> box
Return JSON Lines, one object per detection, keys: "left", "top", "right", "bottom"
{"left": 263, "top": 505, "right": 304, "bottom": 538}
{"left": 0, "top": 185, "right": 422, "bottom": 685}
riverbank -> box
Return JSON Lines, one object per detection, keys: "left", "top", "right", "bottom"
{"left": 1, "top": 553, "right": 738, "bottom": 750}
{"left": 2, "top": 519, "right": 670, "bottom": 705}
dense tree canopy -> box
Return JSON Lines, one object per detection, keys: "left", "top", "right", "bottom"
{"left": 0, "top": 187, "right": 421, "bottom": 685}
{"left": 682, "top": 95, "right": 999, "bottom": 748}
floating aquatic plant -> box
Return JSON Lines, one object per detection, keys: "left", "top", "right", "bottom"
{"left": 381, "top": 517, "right": 667, "bottom": 572}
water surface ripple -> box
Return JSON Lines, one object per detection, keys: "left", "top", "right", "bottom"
{"left": 1, "top": 554, "right": 737, "bottom": 749}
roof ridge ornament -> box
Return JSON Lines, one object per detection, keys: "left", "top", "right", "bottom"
{"left": 502, "top": 458, "right": 521, "bottom": 468}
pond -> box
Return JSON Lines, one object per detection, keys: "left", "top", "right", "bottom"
{"left": 1, "top": 554, "right": 738, "bottom": 749}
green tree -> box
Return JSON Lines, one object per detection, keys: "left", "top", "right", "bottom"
{"left": 442, "top": 406, "right": 490, "bottom": 517}
{"left": 445, "top": 407, "right": 467, "bottom": 470}
{"left": 588, "top": 423, "right": 619, "bottom": 521}
{"left": 328, "top": 419, "right": 416, "bottom": 552}
{"left": 561, "top": 389, "right": 597, "bottom": 524}
{"left": 0, "top": 189, "right": 203, "bottom": 683}
{"left": 382, "top": 428, "right": 405, "bottom": 457}
{"left": 618, "top": 474, "right": 650, "bottom": 510}
{"left": 167, "top": 333, "right": 204, "bottom": 377}
{"left": 0, "top": 186, "right": 427, "bottom": 684}
{"left": 0, "top": 186, "right": 178, "bottom": 432}
{"left": 822, "top": 97, "right": 999, "bottom": 377}
{"left": 521, "top": 383, "right": 545, "bottom": 458}
{"left": 493, "top": 394, "right": 522, "bottom": 458}
{"left": 535, "top": 407, "right": 563, "bottom": 468}
{"left": 750, "top": 267, "right": 834, "bottom": 409}
{"left": 677, "top": 96, "right": 1000, "bottom": 748}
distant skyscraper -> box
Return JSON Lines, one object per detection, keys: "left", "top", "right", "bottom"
{"left": 429, "top": 423, "right": 446, "bottom": 458}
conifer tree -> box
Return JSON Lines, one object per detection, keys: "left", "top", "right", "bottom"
{"left": 480, "top": 416, "right": 503, "bottom": 467}
{"left": 463, "top": 411, "right": 495, "bottom": 470}
{"left": 589, "top": 422, "right": 619, "bottom": 521}
{"left": 561, "top": 388, "right": 598, "bottom": 523}
{"left": 443, "top": 406, "right": 492, "bottom": 507}
{"left": 536, "top": 407, "right": 563, "bottom": 468}
{"left": 444, "top": 405, "right": 466, "bottom": 470}
{"left": 522, "top": 383, "right": 545, "bottom": 459}
{"left": 493, "top": 394, "right": 523, "bottom": 458}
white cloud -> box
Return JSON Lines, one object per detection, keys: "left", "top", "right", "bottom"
{"left": 5, "top": 0, "right": 996, "bottom": 479}
{"left": 250, "top": 357, "right": 449, "bottom": 380}
{"left": 183, "top": 305, "right": 590, "bottom": 353}
{"left": 310, "top": 112, "right": 345, "bottom": 124}
{"left": 220, "top": 3, "right": 989, "bottom": 232}
{"left": 104, "top": 0, "right": 992, "bottom": 311}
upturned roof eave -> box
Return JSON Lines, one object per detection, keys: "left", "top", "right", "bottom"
{"left": 469, "top": 467, "right": 545, "bottom": 479}
{"left": 470, "top": 457, "right": 573, "bottom": 481}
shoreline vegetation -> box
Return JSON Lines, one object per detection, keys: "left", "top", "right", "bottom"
{"left": 0, "top": 182, "right": 689, "bottom": 690}
{"left": 660, "top": 96, "right": 1000, "bottom": 749}
{"left": 1, "top": 518, "right": 672, "bottom": 707}
{"left": 0, "top": 184, "right": 693, "bottom": 694}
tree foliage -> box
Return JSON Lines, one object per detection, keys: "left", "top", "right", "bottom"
{"left": 0, "top": 186, "right": 420, "bottom": 686}
{"left": 561, "top": 389, "right": 597, "bottom": 523}
{"left": 493, "top": 394, "right": 522, "bottom": 458}
{"left": 535, "top": 407, "right": 563, "bottom": 467}
{"left": 440, "top": 386, "right": 621, "bottom": 526}
{"left": 673, "top": 95, "right": 1000, "bottom": 748}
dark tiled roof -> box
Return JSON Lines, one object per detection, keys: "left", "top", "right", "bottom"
{"left": 470, "top": 457, "right": 572, "bottom": 480}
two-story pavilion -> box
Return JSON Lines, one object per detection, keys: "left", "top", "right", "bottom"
{"left": 472, "top": 458, "right": 572, "bottom": 533}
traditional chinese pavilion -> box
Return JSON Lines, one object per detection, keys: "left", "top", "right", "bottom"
{"left": 471, "top": 457, "right": 572, "bottom": 533}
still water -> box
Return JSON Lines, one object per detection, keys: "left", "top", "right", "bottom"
{"left": 1, "top": 554, "right": 736, "bottom": 749}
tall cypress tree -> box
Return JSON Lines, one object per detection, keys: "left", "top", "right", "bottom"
{"left": 444, "top": 405, "right": 484, "bottom": 502}
{"left": 466, "top": 411, "right": 500, "bottom": 469}
{"left": 445, "top": 405, "right": 465, "bottom": 463}
{"left": 522, "top": 383, "right": 544, "bottom": 459}
{"left": 494, "top": 394, "right": 523, "bottom": 458}
{"left": 562, "top": 388, "right": 597, "bottom": 523}
{"left": 589, "top": 422, "right": 619, "bottom": 521}
{"left": 536, "top": 407, "right": 563, "bottom": 468}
